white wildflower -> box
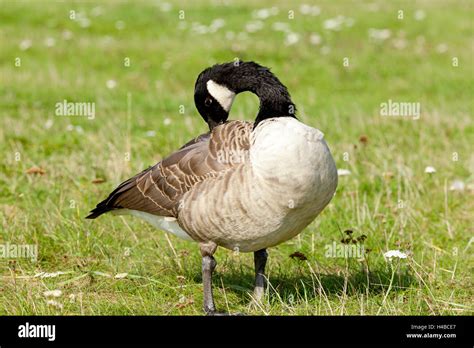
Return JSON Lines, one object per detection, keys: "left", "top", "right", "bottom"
{"left": 237, "top": 32, "right": 248, "bottom": 41}
{"left": 78, "top": 17, "right": 91, "bottom": 28}
{"left": 368, "top": 28, "right": 391, "bottom": 41}
{"left": 323, "top": 16, "right": 345, "bottom": 31}
{"left": 19, "top": 39, "right": 32, "bottom": 51}
{"left": 310, "top": 33, "right": 322, "bottom": 45}
{"left": 160, "top": 3, "right": 172, "bottom": 12}
{"left": 337, "top": 169, "right": 351, "bottom": 176}
{"left": 367, "top": 3, "right": 379, "bottom": 12}
{"left": 323, "top": 19, "right": 340, "bottom": 31}
{"left": 91, "top": 6, "right": 103, "bottom": 17}
{"left": 101, "top": 36, "right": 114, "bottom": 46}
{"left": 245, "top": 21, "right": 263, "bottom": 33}
{"left": 163, "top": 118, "right": 172, "bottom": 126}
{"left": 191, "top": 22, "right": 208, "bottom": 35}
{"left": 44, "top": 119, "right": 54, "bottom": 129}
{"left": 210, "top": 18, "right": 225, "bottom": 32}
{"left": 449, "top": 180, "right": 465, "bottom": 192}
{"left": 92, "top": 271, "right": 112, "bottom": 278}
{"left": 253, "top": 7, "right": 278, "bottom": 19}
{"left": 44, "top": 37, "right": 56, "bottom": 47}
{"left": 392, "top": 38, "right": 407, "bottom": 50}
{"left": 300, "top": 4, "right": 320, "bottom": 16}
{"left": 414, "top": 10, "right": 426, "bottom": 21}
{"left": 269, "top": 7, "right": 279, "bottom": 16}
{"left": 106, "top": 79, "right": 117, "bottom": 89}
{"left": 320, "top": 46, "right": 331, "bottom": 55}
{"left": 145, "top": 130, "right": 156, "bottom": 137}
{"left": 43, "top": 289, "right": 62, "bottom": 298}
{"left": 253, "top": 8, "right": 271, "bottom": 20}
{"left": 384, "top": 250, "right": 408, "bottom": 259}
{"left": 436, "top": 43, "right": 448, "bottom": 53}
{"left": 272, "top": 22, "right": 290, "bottom": 32}
{"left": 285, "top": 32, "right": 300, "bottom": 46}
{"left": 46, "top": 300, "right": 63, "bottom": 309}
{"left": 424, "top": 166, "right": 436, "bottom": 174}
{"left": 62, "top": 30, "right": 73, "bottom": 40}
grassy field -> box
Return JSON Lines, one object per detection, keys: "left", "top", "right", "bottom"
{"left": 0, "top": 0, "right": 472, "bottom": 315}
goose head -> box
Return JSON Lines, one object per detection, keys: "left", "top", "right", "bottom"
{"left": 194, "top": 61, "right": 296, "bottom": 130}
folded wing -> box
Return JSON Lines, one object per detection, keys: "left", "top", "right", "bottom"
{"left": 86, "top": 121, "right": 252, "bottom": 219}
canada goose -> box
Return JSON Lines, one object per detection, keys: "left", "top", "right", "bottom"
{"left": 87, "top": 61, "right": 338, "bottom": 314}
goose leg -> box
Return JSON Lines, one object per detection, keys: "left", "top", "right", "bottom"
{"left": 253, "top": 249, "right": 268, "bottom": 301}
{"left": 202, "top": 255, "right": 217, "bottom": 314}
{"left": 200, "top": 242, "right": 218, "bottom": 315}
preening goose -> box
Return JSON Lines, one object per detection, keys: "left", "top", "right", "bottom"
{"left": 87, "top": 61, "right": 338, "bottom": 314}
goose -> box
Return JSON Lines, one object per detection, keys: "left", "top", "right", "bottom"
{"left": 87, "top": 61, "right": 338, "bottom": 315}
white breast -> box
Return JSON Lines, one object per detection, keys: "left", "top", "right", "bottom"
{"left": 240, "top": 117, "right": 338, "bottom": 249}
{"left": 250, "top": 117, "right": 332, "bottom": 193}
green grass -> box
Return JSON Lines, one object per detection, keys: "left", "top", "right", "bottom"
{"left": 0, "top": 0, "right": 473, "bottom": 315}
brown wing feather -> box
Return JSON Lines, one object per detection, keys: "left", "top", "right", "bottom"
{"left": 86, "top": 121, "right": 252, "bottom": 219}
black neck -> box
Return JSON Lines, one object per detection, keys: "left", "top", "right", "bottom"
{"left": 218, "top": 62, "right": 297, "bottom": 126}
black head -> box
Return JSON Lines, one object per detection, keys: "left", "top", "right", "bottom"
{"left": 194, "top": 62, "right": 237, "bottom": 130}
{"left": 194, "top": 61, "right": 296, "bottom": 130}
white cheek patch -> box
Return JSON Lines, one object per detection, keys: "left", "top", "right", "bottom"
{"left": 207, "top": 79, "right": 236, "bottom": 112}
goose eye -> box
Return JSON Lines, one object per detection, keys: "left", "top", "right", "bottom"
{"left": 204, "top": 97, "right": 213, "bottom": 107}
